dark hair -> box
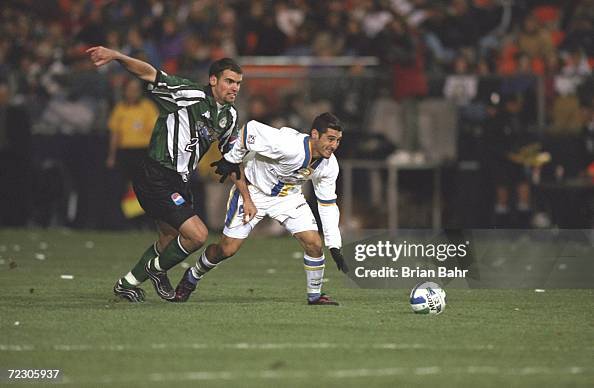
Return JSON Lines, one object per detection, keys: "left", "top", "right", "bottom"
{"left": 311, "top": 112, "right": 343, "bottom": 134}
{"left": 209, "top": 58, "right": 242, "bottom": 78}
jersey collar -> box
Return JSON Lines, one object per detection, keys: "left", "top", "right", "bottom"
{"left": 301, "top": 136, "right": 312, "bottom": 169}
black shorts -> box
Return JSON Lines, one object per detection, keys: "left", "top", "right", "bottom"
{"left": 133, "top": 157, "right": 196, "bottom": 229}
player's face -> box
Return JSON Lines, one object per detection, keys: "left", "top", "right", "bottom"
{"left": 313, "top": 128, "right": 342, "bottom": 159}
{"left": 210, "top": 70, "right": 242, "bottom": 104}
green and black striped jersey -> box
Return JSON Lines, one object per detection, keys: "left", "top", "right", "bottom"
{"left": 145, "top": 70, "right": 239, "bottom": 180}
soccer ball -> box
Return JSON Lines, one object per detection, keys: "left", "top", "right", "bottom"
{"left": 409, "top": 281, "right": 446, "bottom": 315}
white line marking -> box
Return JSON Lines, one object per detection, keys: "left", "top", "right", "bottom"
{"left": 52, "top": 366, "right": 592, "bottom": 384}
{"left": 0, "top": 343, "right": 590, "bottom": 352}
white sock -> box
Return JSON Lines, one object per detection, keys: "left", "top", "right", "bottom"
{"left": 153, "top": 257, "right": 163, "bottom": 271}
{"left": 304, "top": 254, "right": 325, "bottom": 301}
{"left": 124, "top": 272, "right": 141, "bottom": 286}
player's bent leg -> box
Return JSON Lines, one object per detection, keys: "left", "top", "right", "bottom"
{"left": 145, "top": 218, "right": 206, "bottom": 300}
{"left": 156, "top": 220, "right": 179, "bottom": 253}
{"left": 294, "top": 230, "right": 339, "bottom": 306}
{"left": 113, "top": 225, "right": 162, "bottom": 302}
{"left": 178, "top": 216, "right": 208, "bottom": 252}
{"left": 173, "top": 235, "right": 245, "bottom": 303}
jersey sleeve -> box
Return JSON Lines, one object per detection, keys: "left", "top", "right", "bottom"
{"left": 224, "top": 120, "right": 289, "bottom": 163}
{"left": 146, "top": 70, "right": 205, "bottom": 114}
{"left": 313, "top": 157, "right": 342, "bottom": 249}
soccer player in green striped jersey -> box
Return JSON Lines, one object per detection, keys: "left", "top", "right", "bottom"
{"left": 87, "top": 46, "right": 256, "bottom": 302}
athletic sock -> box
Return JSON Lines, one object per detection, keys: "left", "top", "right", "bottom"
{"left": 151, "top": 236, "right": 190, "bottom": 272}
{"left": 304, "top": 254, "right": 325, "bottom": 302}
{"left": 190, "top": 251, "right": 217, "bottom": 284}
{"left": 120, "top": 242, "right": 160, "bottom": 287}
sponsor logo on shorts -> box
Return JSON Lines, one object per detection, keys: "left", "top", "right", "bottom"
{"left": 296, "top": 203, "right": 307, "bottom": 210}
{"left": 171, "top": 193, "right": 185, "bottom": 206}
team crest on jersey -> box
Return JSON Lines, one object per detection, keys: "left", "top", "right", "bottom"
{"left": 247, "top": 134, "right": 256, "bottom": 144}
{"left": 185, "top": 137, "right": 199, "bottom": 152}
{"left": 218, "top": 116, "right": 227, "bottom": 128}
{"left": 171, "top": 193, "right": 185, "bottom": 206}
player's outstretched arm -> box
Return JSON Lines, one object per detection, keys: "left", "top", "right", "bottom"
{"left": 86, "top": 46, "right": 157, "bottom": 83}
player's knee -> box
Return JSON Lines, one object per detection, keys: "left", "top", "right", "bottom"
{"left": 303, "top": 239, "right": 323, "bottom": 258}
{"left": 180, "top": 228, "right": 208, "bottom": 252}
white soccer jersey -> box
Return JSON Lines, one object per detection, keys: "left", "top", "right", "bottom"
{"left": 224, "top": 120, "right": 342, "bottom": 248}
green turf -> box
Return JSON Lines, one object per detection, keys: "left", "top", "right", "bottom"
{"left": 0, "top": 229, "right": 592, "bottom": 387}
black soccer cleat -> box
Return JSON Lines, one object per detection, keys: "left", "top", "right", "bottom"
{"left": 144, "top": 262, "right": 175, "bottom": 300}
{"left": 307, "top": 293, "right": 339, "bottom": 306}
{"left": 113, "top": 280, "right": 145, "bottom": 302}
{"left": 171, "top": 268, "right": 197, "bottom": 303}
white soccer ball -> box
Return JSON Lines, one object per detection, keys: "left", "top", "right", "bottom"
{"left": 409, "top": 281, "right": 446, "bottom": 315}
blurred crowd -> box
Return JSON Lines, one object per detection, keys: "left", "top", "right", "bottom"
{"left": 1, "top": 0, "right": 594, "bottom": 127}
{"left": 1, "top": 0, "right": 593, "bottom": 229}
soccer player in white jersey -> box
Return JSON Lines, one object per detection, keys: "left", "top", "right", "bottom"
{"left": 173, "top": 112, "right": 348, "bottom": 305}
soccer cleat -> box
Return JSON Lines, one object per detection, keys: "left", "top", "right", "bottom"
{"left": 113, "top": 280, "right": 145, "bottom": 302}
{"left": 144, "top": 262, "right": 175, "bottom": 300}
{"left": 171, "top": 268, "right": 198, "bottom": 303}
{"left": 307, "top": 293, "right": 339, "bottom": 306}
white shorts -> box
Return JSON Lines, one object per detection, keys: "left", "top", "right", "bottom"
{"left": 223, "top": 185, "right": 318, "bottom": 239}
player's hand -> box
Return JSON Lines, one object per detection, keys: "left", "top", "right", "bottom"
{"left": 242, "top": 199, "right": 257, "bottom": 224}
{"left": 329, "top": 248, "right": 349, "bottom": 273}
{"left": 86, "top": 46, "right": 120, "bottom": 67}
{"left": 210, "top": 157, "right": 241, "bottom": 183}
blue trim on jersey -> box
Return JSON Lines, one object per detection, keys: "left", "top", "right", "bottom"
{"left": 270, "top": 181, "right": 285, "bottom": 196}
{"left": 224, "top": 188, "right": 241, "bottom": 227}
{"left": 242, "top": 122, "right": 249, "bottom": 150}
{"left": 301, "top": 136, "right": 311, "bottom": 169}
{"left": 317, "top": 198, "right": 336, "bottom": 204}
{"left": 311, "top": 158, "right": 323, "bottom": 169}
{"left": 304, "top": 257, "right": 325, "bottom": 267}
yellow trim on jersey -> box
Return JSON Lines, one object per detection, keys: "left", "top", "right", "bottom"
{"left": 278, "top": 184, "right": 295, "bottom": 197}
{"left": 226, "top": 186, "right": 237, "bottom": 210}
{"left": 306, "top": 138, "right": 313, "bottom": 166}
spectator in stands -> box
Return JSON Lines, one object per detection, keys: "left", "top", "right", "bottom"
{"left": 106, "top": 78, "right": 158, "bottom": 176}
{"left": 123, "top": 27, "right": 161, "bottom": 70}
{"left": 106, "top": 78, "right": 158, "bottom": 228}
{"left": 483, "top": 94, "right": 533, "bottom": 227}
{"left": 517, "top": 13, "right": 556, "bottom": 70}
{"left": 443, "top": 55, "right": 478, "bottom": 106}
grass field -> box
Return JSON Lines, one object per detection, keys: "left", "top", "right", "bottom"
{"left": 0, "top": 229, "right": 593, "bottom": 387}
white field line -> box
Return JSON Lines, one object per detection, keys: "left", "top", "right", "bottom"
{"left": 0, "top": 342, "right": 594, "bottom": 352}
{"left": 55, "top": 365, "right": 591, "bottom": 384}
{"left": 1, "top": 342, "right": 592, "bottom": 352}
